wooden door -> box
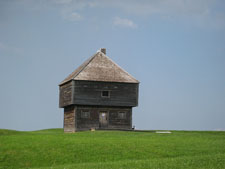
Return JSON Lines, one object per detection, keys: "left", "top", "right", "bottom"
{"left": 99, "top": 111, "right": 108, "bottom": 128}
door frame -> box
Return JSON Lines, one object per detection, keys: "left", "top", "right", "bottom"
{"left": 99, "top": 111, "right": 108, "bottom": 128}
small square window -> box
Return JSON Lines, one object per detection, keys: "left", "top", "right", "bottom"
{"left": 102, "top": 91, "right": 110, "bottom": 98}
{"left": 118, "top": 112, "right": 126, "bottom": 119}
{"left": 81, "top": 110, "right": 90, "bottom": 118}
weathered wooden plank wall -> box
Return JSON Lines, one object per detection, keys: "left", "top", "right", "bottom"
{"left": 64, "top": 105, "right": 75, "bottom": 132}
{"left": 73, "top": 80, "right": 139, "bottom": 107}
{"left": 59, "top": 81, "right": 72, "bottom": 108}
{"left": 60, "top": 80, "right": 138, "bottom": 131}
{"left": 76, "top": 106, "right": 132, "bottom": 130}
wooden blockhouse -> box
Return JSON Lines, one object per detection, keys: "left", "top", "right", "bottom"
{"left": 59, "top": 48, "right": 139, "bottom": 132}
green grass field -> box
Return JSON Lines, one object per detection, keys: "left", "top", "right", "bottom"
{"left": 0, "top": 129, "right": 225, "bottom": 169}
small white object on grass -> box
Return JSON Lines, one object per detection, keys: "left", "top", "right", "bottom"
{"left": 156, "top": 131, "right": 172, "bottom": 134}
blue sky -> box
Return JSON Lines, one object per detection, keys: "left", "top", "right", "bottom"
{"left": 0, "top": 0, "right": 225, "bottom": 131}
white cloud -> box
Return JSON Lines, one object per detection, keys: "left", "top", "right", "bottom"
{"left": 88, "top": 0, "right": 213, "bottom": 17}
{"left": 70, "top": 12, "right": 82, "bottom": 20}
{"left": 113, "top": 17, "right": 137, "bottom": 29}
{"left": 24, "top": 0, "right": 225, "bottom": 28}
{"left": 61, "top": 10, "right": 83, "bottom": 21}
{"left": 52, "top": 0, "right": 215, "bottom": 21}
{"left": 54, "top": 0, "right": 212, "bottom": 17}
{"left": 66, "top": 12, "right": 83, "bottom": 21}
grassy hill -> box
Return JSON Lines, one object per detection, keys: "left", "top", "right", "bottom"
{"left": 0, "top": 129, "right": 225, "bottom": 169}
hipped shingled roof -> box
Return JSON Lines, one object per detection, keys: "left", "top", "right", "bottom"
{"left": 59, "top": 49, "right": 139, "bottom": 85}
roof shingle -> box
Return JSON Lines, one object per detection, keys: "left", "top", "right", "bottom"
{"left": 59, "top": 50, "right": 139, "bottom": 85}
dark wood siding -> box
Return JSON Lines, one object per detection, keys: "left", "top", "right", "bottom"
{"left": 59, "top": 81, "right": 73, "bottom": 108}
{"left": 76, "top": 106, "right": 99, "bottom": 130}
{"left": 108, "top": 108, "right": 132, "bottom": 129}
{"left": 64, "top": 105, "right": 75, "bottom": 132}
{"left": 76, "top": 106, "right": 132, "bottom": 131}
{"left": 73, "top": 80, "right": 138, "bottom": 107}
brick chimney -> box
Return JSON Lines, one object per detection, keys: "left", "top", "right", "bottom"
{"left": 100, "top": 48, "right": 106, "bottom": 54}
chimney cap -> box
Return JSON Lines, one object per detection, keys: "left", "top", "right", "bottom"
{"left": 100, "top": 48, "right": 106, "bottom": 54}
